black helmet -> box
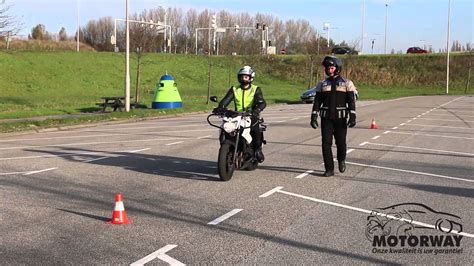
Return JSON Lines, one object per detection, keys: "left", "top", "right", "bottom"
{"left": 322, "top": 55, "right": 342, "bottom": 75}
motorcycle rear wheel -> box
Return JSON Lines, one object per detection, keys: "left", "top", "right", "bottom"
{"left": 218, "top": 143, "right": 235, "bottom": 181}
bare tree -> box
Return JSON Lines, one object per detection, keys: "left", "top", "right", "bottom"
{"left": 0, "top": 0, "right": 21, "bottom": 36}
{"left": 82, "top": 17, "right": 114, "bottom": 51}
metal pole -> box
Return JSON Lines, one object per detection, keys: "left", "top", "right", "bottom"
{"left": 125, "top": 0, "right": 130, "bottom": 112}
{"left": 76, "top": 0, "right": 80, "bottom": 52}
{"left": 361, "top": 0, "right": 365, "bottom": 54}
{"left": 114, "top": 19, "right": 117, "bottom": 51}
{"left": 195, "top": 28, "right": 198, "bottom": 55}
{"left": 164, "top": 8, "right": 167, "bottom": 53}
{"left": 446, "top": 0, "right": 451, "bottom": 94}
{"left": 384, "top": 3, "right": 388, "bottom": 54}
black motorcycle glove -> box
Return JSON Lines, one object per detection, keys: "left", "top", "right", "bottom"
{"left": 251, "top": 108, "right": 261, "bottom": 118}
{"left": 213, "top": 107, "right": 225, "bottom": 114}
{"left": 348, "top": 113, "right": 356, "bottom": 128}
{"left": 310, "top": 112, "right": 319, "bottom": 129}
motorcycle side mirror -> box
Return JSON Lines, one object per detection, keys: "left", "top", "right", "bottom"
{"left": 210, "top": 96, "right": 218, "bottom": 102}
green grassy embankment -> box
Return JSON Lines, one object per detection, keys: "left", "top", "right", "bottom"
{"left": 0, "top": 51, "right": 471, "bottom": 132}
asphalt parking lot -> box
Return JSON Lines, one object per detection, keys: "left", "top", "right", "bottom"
{"left": 1, "top": 95, "right": 473, "bottom": 264}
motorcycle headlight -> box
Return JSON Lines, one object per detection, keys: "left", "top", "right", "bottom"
{"left": 223, "top": 121, "right": 236, "bottom": 133}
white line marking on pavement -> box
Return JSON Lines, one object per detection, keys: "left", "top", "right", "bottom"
{"left": 0, "top": 126, "right": 209, "bottom": 142}
{"left": 166, "top": 141, "right": 184, "bottom": 146}
{"left": 130, "top": 245, "right": 184, "bottom": 266}
{"left": 295, "top": 170, "right": 314, "bottom": 179}
{"left": 359, "top": 142, "right": 369, "bottom": 146}
{"left": 197, "top": 135, "right": 212, "bottom": 139}
{"left": 346, "top": 161, "right": 473, "bottom": 183}
{"left": 383, "top": 131, "right": 391, "bottom": 134}
{"left": 371, "top": 136, "right": 380, "bottom": 140}
{"left": 268, "top": 187, "right": 473, "bottom": 238}
{"left": 416, "top": 115, "right": 421, "bottom": 118}
{"left": 391, "top": 127, "right": 398, "bottom": 130}
{"left": 400, "top": 123, "right": 406, "bottom": 126}
{"left": 259, "top": 186, "right": 284, "bottom": 198}
{"left": 0, "top": 137, "right": 189, "bottom": 151}
{"left": 388, "top": 131, "right": 474, "bottom": 140}
{"left": 1, "top": 167, "right": 56, "bottom": 176}
{"left": 413, "top": 117, "right": 418, "bottom": 120}
{"left": 0, "top": 148, "right": 151, "bottom": 161}
{"left": 82, "top": 148, "right": 151, "bottom": 163}
{"left": 417, "top": 118, "right": 474, "bottom": 122}
{"left": 406, "top": 120, "right": 412, "bottom": 123}
{"left": 83, "top": 156, "right": 109, "bottom": 163}
{"left": 347, "top": 149, "right": 355, "bottom": 154}
{"left": 363, "top": 142, "right": 474, "bottom": 156}
{"left": 23, "top": 167, "right": 58, "bottom": 176}
{"left": 428, "top": 113, "right": 474, "bottom": 118}
{"left": 208, "top": 209, "right": 243, "bottom": 225}
{"left": 402, "top": 123, "right": 474, "bottom": 130}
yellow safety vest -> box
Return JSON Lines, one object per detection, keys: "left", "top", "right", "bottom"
{"left": 233, "top": 84, "right": 257, "bottom": 112}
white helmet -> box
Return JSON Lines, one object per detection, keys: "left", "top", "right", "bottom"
{"left": 237, "top": 65, "right": 255, "bottom": 84}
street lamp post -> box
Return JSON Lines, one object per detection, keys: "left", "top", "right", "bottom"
{"left": 361, "top": 0, "right": 365, "bottom": 54}
{"left": 384, "top": 2, "right": 388, "bottom": 54}
{"left": 125, "top": 0, "right": 130, "bottom": 112}
{"left": 446, "top": 0, "right": 451, "bottom": 94}
{"left": 76, "top": 0, "right": 80, "bottom": 52}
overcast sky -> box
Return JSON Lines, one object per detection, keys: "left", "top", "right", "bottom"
{"left": 9, "top": 0, "right": 473, "bottom": 54}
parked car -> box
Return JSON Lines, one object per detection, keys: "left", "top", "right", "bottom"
{"left": 331, "top": 46, "right": 359, "bottom": 55}
{"left": 300, "top": 87, "right": 359, "bottom": 103}
{"left": 407, "top": 47, "right": 428, "bottom": 54}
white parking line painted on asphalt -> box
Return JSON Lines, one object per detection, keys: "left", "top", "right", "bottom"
{"left": 295, "top": 170, "right": 314, "bottom": 179}
{"left": 383, "top": 131, "right": 391, "bottom": 134}
{"left": 208, "top": 209, "right": 243, "bottom": 225}
{"left": 416, "top": 115, "right": 421, "bottom": 118}
{"left": 0, "top": 125, "right": 208, "bottom": 142}
{"left": 388, "top": 131, "right": 474, "bottom": 140}
{"left": 347, "top": 149, "right": 355, "bottom": 154}
{"left": 82, "top": 148, "right": 151, "bottom": 163}
{"left": 406, "top": 120, "right": 412, "bottom": 123}
{"left": 363, "top": 142, "right": 474, "bottom": 156}
{"left": 391, "top": 127, "right": 398, "bottom": 130}
{"left": 0, "top": 137, "right": 190, "bottom": 151}
{"left": 130, "top": 244, "right": 184, "bottom": 266}
{"left": 359, "top": 142, "right": 369, "bottom": 146}
{"left": 428, "top": 113, "right": 474, "bottom": 118}
{"left": 262, "top": 187, "right": 473, "bottom": 238}
{"left": 290, "top": 117, "right": 300, "bottom": 121}
{"left": 166, "top": 141, "right": 184, "bottom": 146}
{"left": 371, "top": 136, "right": 380, "bottom": 140}
{"left": 412, "top": 117, "right": 418, "bottom": 120}
{"left": 402, "top": 123, "right": 474, "bottom": 130}
{"left": 259, "top": 186, "right": 284, "bottom": 197}
{"left": 197, "top": 135, "right": 212, "bottom": 139}
{"left": 400, "top": 123, "right": 406, "bottom": 126}
{"left": 1, "top": 167, "right": 57, "bottom": 176}
{"left": 417, "top": 118, "right": 474, "bottom": 122}
{"left": 346, "top": 161, "right": 473, "bottom": 183}
{"left": 22, "top": 167, "right": 58, "bottom": 176}
{"left": 0, "top": 148, "right": 151, "bottom": 161}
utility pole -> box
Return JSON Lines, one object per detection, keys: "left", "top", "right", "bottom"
{"left": 76, "top": 0, "right": 80, "bottom": 52}
{"left": 361, "top": 0, "right": 365, "bottom": 54}
{"left": 446, "top": 0, "right": 451, "bottom": 94}
{"left": 125, "top": 0, "right": 130, "bottom": 112}
{"left": 384, "top": 2, "right": 388, "bottom": 54}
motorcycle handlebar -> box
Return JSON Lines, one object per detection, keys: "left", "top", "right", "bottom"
{"left": 207, "top": 110, "right": 260, "bottom": 129}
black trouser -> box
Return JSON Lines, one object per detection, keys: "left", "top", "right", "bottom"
{"left": 251, "top": 116, "right": 263, "bottom": 150}
{"left": 321, "top": 118, "right": 347, "bottom": 171}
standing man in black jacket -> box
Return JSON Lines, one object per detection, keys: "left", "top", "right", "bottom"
{"left": 214, "top": 65, "right": 267, "bottom": 162}
{"left": 310, "top": 56, "right": 357, "bottom": 176}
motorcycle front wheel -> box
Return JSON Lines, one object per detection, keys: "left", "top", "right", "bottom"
{"left": 218, "top": 143, "right": 235, "bottom": 181}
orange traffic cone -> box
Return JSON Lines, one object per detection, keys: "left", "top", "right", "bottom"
{"left": 370, "top": 118, "right": 378, "bottom": 129}
{"left": 108, "top": 193, "right": 130, "bottom": 224}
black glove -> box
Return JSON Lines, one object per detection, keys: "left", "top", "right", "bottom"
{"left": 310, "top": 113, "right": 319, "bottom": 129}
{"left": 213, "top": 107, "right": 225, "bottom": 114}
{"left": 348, "top": 113, "right": 356, "bottom": 128}
{"left": 251, "top": 108, "right": 261, "bottom": 118}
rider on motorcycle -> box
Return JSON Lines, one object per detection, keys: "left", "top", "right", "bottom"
{"left": 213, "top": 65, "right": 266, "bottom": 162}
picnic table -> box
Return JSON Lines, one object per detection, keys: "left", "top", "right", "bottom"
{"left": 96, "top": 96, "right": 135, "bottom": 112}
